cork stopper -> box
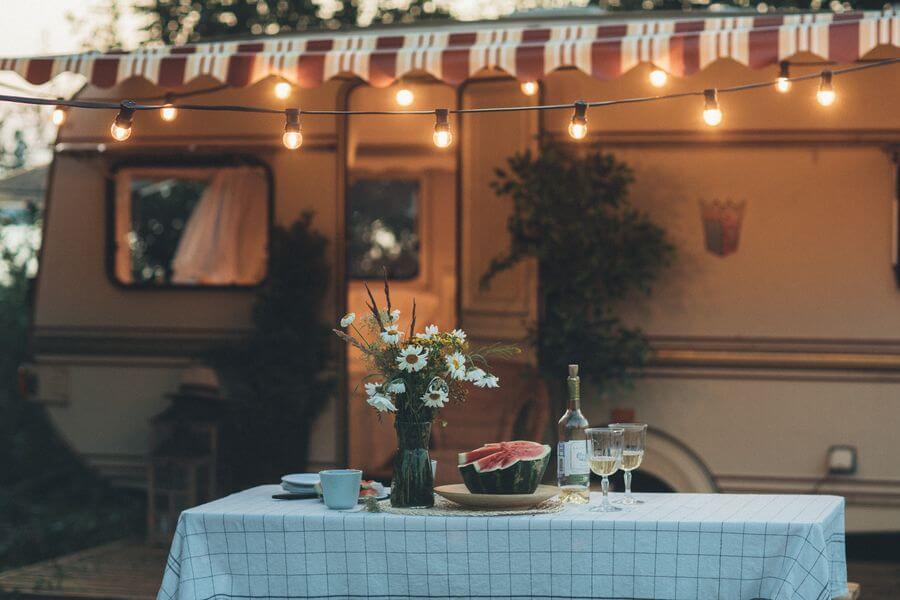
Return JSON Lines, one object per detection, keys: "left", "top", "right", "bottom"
{"left": 568, "top": 364, "right": 578, "bottom": 377}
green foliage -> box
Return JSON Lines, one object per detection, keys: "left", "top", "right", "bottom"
{"left": 483, "top": 141, "right": 673, "bottom": 408}
{"left": 213, "top": 213, "right": 333, "bottom": 489}
{"left": 140, "top": 0, "right": 449, "bottom": 44}
{"left": 0, "top": 207, "right": 143, "bottom": 570}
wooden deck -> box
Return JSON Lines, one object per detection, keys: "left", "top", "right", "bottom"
{"left": 0, "top": 540, "right": 166, "bottom": 600}
{"left": 0, "top": 538, "right": 881, "bottom": 600}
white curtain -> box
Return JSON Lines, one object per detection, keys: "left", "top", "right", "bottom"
{"left": 172, "top": 167, "right": 268, "bottom": 285}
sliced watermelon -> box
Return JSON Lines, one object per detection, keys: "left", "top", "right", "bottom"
{"left": 458, "top": 441, "right": 551, "bottom": 494}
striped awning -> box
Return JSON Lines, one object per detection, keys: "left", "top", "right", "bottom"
{"left": 1, "top": 10, "right": 897, "bottom": 90}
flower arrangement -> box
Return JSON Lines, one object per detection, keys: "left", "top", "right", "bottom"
{"left": 334, "top": 281, "right": 515, "bottom": 423}
{"left": 334, "top": 279, "right": 517, "bottom": 507}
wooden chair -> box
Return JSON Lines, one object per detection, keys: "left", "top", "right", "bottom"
{"left": 429, "top": 362, "right": 550, "bottom": 486}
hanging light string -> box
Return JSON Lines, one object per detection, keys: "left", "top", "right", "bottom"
{"left": 0, "top": 56, "right": 894, "bottom": 117}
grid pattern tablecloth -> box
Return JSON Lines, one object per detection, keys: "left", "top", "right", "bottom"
{"left": 158, "top": 486, "right": 847, "bottom": 600}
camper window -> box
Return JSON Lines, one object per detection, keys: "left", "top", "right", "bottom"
{"left": 347, "top": 179, "right": 419, "bottom": 280}
{"left": 110, "top": 164, "right": 270, "bottom": 287}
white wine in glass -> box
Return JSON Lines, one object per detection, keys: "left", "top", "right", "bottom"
{"left": 589, "top": 456, "right": 619, "bottom": 476}
{"left": 585, "top": 427, "right": 624, "bottom": 512}
{"left": 610, "top": 423, "right": 647, "bottom": 505}
{"left": 621, "top": 450, "right": 643, "bottom": 471}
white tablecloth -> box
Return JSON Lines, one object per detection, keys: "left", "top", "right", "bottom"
{"left": 158, "top": 485, "right": 847, "bottom": 600}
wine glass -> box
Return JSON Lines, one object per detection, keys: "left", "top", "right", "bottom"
{"left": 609, "top": 423, "right": 647, "bottom": 505}
{"left": 586, "top": 427, "right": 624, "bottom": 512}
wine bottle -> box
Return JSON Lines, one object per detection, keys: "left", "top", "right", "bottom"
{"left": 557, "top": 364, "right": 590, "bottom": 503}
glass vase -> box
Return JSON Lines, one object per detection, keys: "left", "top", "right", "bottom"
{"left": 391, "top": 420, "right": 434, "bottom": 508}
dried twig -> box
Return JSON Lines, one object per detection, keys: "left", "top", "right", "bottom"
{"left": 363, "top": 282, "right": 384, "bottom": 329}
{"left": 383, "top": 267, "right": 392, "bottom": 315}
{"left": 332, "top": 329, "right": 372, "bottom": 354}
{"left": 409, "top": 298, "right": 417, "bottom": 340}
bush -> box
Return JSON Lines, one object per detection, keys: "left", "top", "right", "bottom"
{"left": 483, "top": 141, "right": 674, "bottom": 414}
{"left": 213, "top": 213, "right": 334, "bottom": 490}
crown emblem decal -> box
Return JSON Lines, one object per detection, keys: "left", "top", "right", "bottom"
{"left": 700, "top": 199, "right": 746, "bottom": 257}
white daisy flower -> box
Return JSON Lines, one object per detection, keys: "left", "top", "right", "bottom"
{"left": 396, "top": 345, "right": 429, "bottom": 372}
{"left": 389, "top": 309, "right": 401, "bottom": 323}
{"left": 474, "top": 374, "right": 500, "bottom": 388}
{"left": 445, "top": 352, "right": 467, "bottom": 380}
{"left": 416, "top": 324, "right": 439, "bottom": 340}
{"left": 450, "top": 329, "right": 467, "bottom": 342}
{"left": 465, "top": 368, "right": 486, "bottom": 382}
{"left": 380, "top": 324, "right": 402, "bottom": 344}
{"left": 364, "top": 382, "right": 381, "bottom": 397}
{"left": 421, "top": 387, "right": 448, "bottom": 408}
{"left": 340, "top": 312, "right": 356, "bottom": 327}
{"left": 367, "top": 393, "right": 397, "bottom": 413}
{"left": 386, "top": 380, "right": 406, "bottom": 394}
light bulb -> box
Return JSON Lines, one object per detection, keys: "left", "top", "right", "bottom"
{"left": 649, "top": 68, "right": 668, "bottom": 88}
{"left": 161, "top": 104, "right": 177, "bottom": 122}
{"left": 274, "top": 81, "right": 292, "bottom": 99}
{"left": 520, "top": 80, "right": 538, "bottom": 96}
{"left": 817, "top": 70, "right": 835, "bottom": 106}
{"left": 283, "top": 108, "right": 302, "bottom": 149}
{"left": 775, "top": 61, "right": 791, "bottom": 93}
{"left": 703, "top": 108, "right": 722, "bottom": 127}
{"left": 282, "top": 131, "right": 303, "bottom": 149}
{"left": 568, "top": 101, "right": 588, "bottom": 140}
{"left": 568, "top": 122, "right": 587, "bottom": 140}
{"left": 702, "top": 89, "right": 722, "bottom": 127}
{"left": 395, "top": 88, "right": 414, "bottom": 107}
{"left": 110, "top": 122, "right": 132, "bottom": 141}
{"left": 433, "top": 129, "right": 452, "bottom": 148}
{"left": 51, "top": 106, "right": 66, "bottom": 126}
{"left": 110, "top": 102, "right": 135, "bottom": 142}
{"left": 433, "top": 108, "right": 452, "bottom": 148}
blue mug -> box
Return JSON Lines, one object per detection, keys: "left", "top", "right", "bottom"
{"left": 318, "top": 469, "right": 362, "bottom": 510}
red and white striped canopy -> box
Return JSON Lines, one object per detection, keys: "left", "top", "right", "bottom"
{"left": 2, "top": 10, "right": 897, "bottom": 90}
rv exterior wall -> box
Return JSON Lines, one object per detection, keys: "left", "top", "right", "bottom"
{"left": 31, "top": 54, "right": 900, "bottom": 531}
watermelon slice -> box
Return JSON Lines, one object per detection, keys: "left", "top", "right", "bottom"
{"left": 458, "top": 441, "right": 551, "bottom": 494}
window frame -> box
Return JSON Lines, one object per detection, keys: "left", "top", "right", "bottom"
{"left": 345, "top": 172, "right": 424, "bottom": 282}
{"left": 105, "top": 154, "right": 274, "bottom": 291}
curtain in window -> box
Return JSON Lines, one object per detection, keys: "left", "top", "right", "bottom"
{"left": 171, "top": 167, "right": 268, "bottom": 285}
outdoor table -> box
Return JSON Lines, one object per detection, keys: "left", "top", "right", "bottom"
{"left": 158, "top": 485, "right": 847, "bottom": 600}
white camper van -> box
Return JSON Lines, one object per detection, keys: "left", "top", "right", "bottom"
{"left": 10, "top": 9, "right": 900, "bottom": 533}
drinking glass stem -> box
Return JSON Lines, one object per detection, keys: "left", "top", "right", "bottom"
{"left": 601, "top": 476, "right": 611, "bottom": 509}
{"left": 624, "top": 470, "right": 633, "bottom": 500}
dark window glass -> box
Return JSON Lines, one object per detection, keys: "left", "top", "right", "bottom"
{"left": 129, "top": 178, "right": 206, "bottom": 284}
{"left": 347, "top": 179, "right": 419, "bottom": 280}
{"left": 112, "top": 165, "right": 270, "bottom": 287}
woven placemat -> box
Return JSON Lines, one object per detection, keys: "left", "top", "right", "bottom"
{"left": 369, "top": 495, "right": 565, "bottom": 517}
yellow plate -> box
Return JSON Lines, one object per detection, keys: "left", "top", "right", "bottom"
{"left": 434, "top": 484, "right": 559, "bottom": 509}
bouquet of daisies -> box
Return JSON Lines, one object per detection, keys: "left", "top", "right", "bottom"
{"left": 334, "top": 281, "right": 517, "bottom": 423}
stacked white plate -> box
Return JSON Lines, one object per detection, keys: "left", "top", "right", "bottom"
{"left": 281, "top": 473, "right": 320, "bottom": 494}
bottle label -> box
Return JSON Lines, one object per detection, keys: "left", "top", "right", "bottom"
{"left": 558, "top": 440, "right": 590, "bottom": 475}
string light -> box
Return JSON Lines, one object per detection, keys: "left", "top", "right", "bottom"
{"left": 274, "top": 81, "right": 292, "bottom": 99}
{"left": 568, "top": 101, "right": 588, "bottom": 140}
{"left": 160, "top": 93, "right": 177, "bottom": 122}
{"left": 817, "top": 70, "right": 836, "bottom": 106}
{"left": 775, "top": 61, "right": 791, "bottom": 93}
{"left": 51, "top": 100, "right": 67, "bottom": 126}
{"left": 520, "top": 80, "right": 538, "bottom": 96}
{"left": 702, "top": 89, "right": 722, "bottom": 127}
{"left": 8, "top": 57, "right": 897, "bottom": 142}
{"left": 110, "top": 101, "right": 135, "bottom": 141}
{"left": 432, "top": 108, "right": 452, "bottom": 148}
{"left": 282, "top": 108, "right": 302, "bottom": 149}
{"left": 649, "top": 68, "right": 668, "bottom": 88}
